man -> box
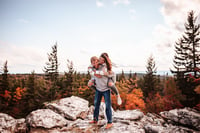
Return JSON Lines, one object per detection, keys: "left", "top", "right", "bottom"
{"left": 89, "top": 54, "right": 113, "bottom": 129}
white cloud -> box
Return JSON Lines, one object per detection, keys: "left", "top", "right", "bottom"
{"left": 113, "top": 0, "right": 131, "bottom": 5}
{"left": 160, "top": 0, "right": 200, "bottom": 30}
{"left": 156, "top": 0, "right": 200, "bottom": 50}
{"left": 148, "top": 0, "right": 200, "bottom": 72}
{"left": 96, "top": 0, "right": 104, "bottom": 7}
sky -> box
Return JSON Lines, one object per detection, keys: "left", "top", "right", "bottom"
{"left": 0, "top": 0, "right": 200, "bottom": 74}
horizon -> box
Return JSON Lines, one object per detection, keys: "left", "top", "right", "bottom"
{"left": 5, "top": 70, "right": 173, "bottom": 76}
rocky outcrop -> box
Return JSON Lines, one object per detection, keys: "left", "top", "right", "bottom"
{"left": 0, "top": 113, "right": 26, "bottom": 133}
{"left": 113, "top": 109, "right": 144, "bottom": 121}
{"left": 26, "top": 109, "right": 69, "bottom": 129}
{"left": 0, "top": 96, "right": 200, "bottom": 133}
{"left": 160, "top": 107, "right": 200, "bottom": 131}
{"left": 141, "top": 113, "right": 197, "bottom": 133}
{"left": 44, "top": 96, "right": 89, "bottom": 120}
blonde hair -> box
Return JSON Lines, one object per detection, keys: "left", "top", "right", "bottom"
{"left": 90, "top": 56, "right": 98, "bottom": 63}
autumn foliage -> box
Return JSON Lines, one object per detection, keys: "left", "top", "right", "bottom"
{"left": 111, "top": 77, "right": 145, "bottom": 112}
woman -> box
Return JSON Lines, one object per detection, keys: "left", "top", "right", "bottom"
{"left": 99, "top": 53, "right": 122, "bottom": 105}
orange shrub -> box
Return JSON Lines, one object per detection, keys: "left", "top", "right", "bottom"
{"left": 13, "top": 87, "right": 26, "bottom": 101}
{"left": 125, "top": 89, "right": 145, "bottom": 111}
{"left": 146, "top": 92, "right": 183, "bottom": 114}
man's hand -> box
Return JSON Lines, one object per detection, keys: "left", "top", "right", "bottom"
{"left": 88, "top": 82, "right": 94, "bottom": 87}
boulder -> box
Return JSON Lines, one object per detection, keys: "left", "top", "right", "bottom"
{"left": 0, "top": 113, "right": 16, "bottom": 133}
{"left": 15, "top": 118, "right": 27, "bottom": 133}
{"left": 140, "top": 113, "right": 165, "bottom": 126}
{"left": 160, "top": 107, "right": 200, "bottom": 131}
{"left": 44, "top": 96, "right": 89, "bottom": 120}
{"left": 26, "top": 109, "right": 68, "bottom": 129}
{"left": 113, "top": 109, "right": 144, "bottom": 121}
{"left": 0, "top": 113, "right": 26, "bottom": 133}
{"left": 62, "top": 118, "right": 145, "bottom": 133}
{"left": 144, "top": 123, "right": 198, "bottom": 133}
{"left": 142, "top": 112, "right": 198, "bottom": 133}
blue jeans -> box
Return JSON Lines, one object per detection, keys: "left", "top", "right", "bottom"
{"left": 93, "top": 89, "right": 112, "bottom": 123}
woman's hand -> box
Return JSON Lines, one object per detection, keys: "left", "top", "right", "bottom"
{"left": 94, "top": 74, "right": 102, "bottom": 78}
{"left": 104, "top": 71, "right": 108, "bottom": 76}
{"left": 108, "top": 71, "right": 112, "bottom": 75}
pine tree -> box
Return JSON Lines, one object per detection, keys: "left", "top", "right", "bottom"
{"left": 172, "top": 10, "right": 200, "bottom": 77}
{"left": 119, "top": 69, "right": 125, "bottom": 81}
{"left": 24, "top": 71, "right": 36, "bottom": 111}
{"left": 171, "top": 10, "right": 200, "bottom": 107}
{"left": 0, "top": 60, "right": 9, "bottom": 94}
{"left": 129, "top": 70, "right": 132, "bottom": 79}
{"left": 43, "top": 43, "right": 59, "bottom": 82}
{"left": 142, "top": 55, "right": 158, "bottom": 100}
{"left": 43, "top": 43, "right": 59, "bottom": 100}
{"left": 63, "top": 59, "right": 74, "bottom": 97}
{"left": 0, "top": 60, "right": 9, "bottom": 111}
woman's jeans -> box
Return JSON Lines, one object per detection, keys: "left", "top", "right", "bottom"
{"left": 93, "top": 89, "right": 112, "bottom": 123}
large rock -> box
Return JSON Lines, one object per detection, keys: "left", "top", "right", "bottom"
{"left": 0, "top": 113, "right": 16, "bottom": 133}
{"left": 15, "top": 118, "right": 27, "bottom": 133}
{"left": 26, "top": 109, "right": 68, "bottom": 129}
{"left": 144, "top": 123, "right": 198, "bottom": 133}
{"left": 0, "top": 113, "right": 26, "bottom": 133}
{"left": 140, "top": 113, "right": 165, "bottom": 127}
{"left": 160, "top": 107, "right": 200, "bottom": 131}
{"left": 62, "top": 118, "right": 145, "bottom": 133}
{"left": 141, "top": 112, "right": 199, "bottom": 133}
{"left": 113, "top": 109, "right": 144, "bottom": 121}
{"left": 44, "top": 96, "right": 89, "bottom": 120}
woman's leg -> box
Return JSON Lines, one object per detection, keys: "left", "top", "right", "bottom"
{"left": 108, "top": 81, "right": 119, "bottom": 95}
{"left": 93, "top": 89, "right": 102, "bottom": 122}
{"left": 108, "top": 78, "right": 122, "bottom": 105}
{"left": 103, "top": 90, "right": 112, "bottom": 124}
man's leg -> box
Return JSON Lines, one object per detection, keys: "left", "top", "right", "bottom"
{"left": 103, "top": 90, "right": 112, "bottom": 124}
{"left": 93, "top": 89, "right": 102, "bottom": 122}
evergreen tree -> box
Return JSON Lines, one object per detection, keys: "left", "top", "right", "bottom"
{"left": 0, "top": 60, "right": 9, "bottom": 94}
{"left": 43, "top": 43, "right": 59, "bottom": 100}
{"left": 0, "top": 60, "right": 9, "bottom": 111}
{"left": 171, "top": 10, "right": 200, "bottom": 107}
{"left": 24, "top": 71, "right": 36, "bottom": 112}
{"left": 119, "top": 69, "right": 125, "bottom": 81}
{"left": 172, "top": 10, "right": 200, "bottom": 76}
{"left": 63, "top": 59, "right": 74, "bottom": 97}
{"left": 129, "top": 70, "right": 132, "bottom": 79}
{"left": 44, "top": 43, "right": 59, "bottom": 82}
{"left": 142, "top": 55, "right": 158, "bottom": 100}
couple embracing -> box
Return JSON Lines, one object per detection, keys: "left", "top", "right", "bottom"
{"left": 87, "top": 52, "right": 122, "bottom": 129}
